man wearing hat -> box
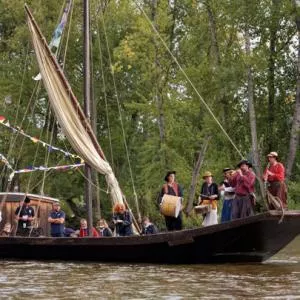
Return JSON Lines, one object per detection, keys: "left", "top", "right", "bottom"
{"left": 48, "top": 202, "right": 65, "bottom": 237}
{"left": 219, "top": 168, "right": 235, "bottom": 223}
{"left": 263, "top": 152, "right": 287, "bottom": 209}
{"left": 229, "top": 160, "right": 256, "bottom": 219}
{"left": 159, "top": 171, "right": 183, "bottom": 231}
{"left": 15, "top": 196, "right": 35, "bottom": 236}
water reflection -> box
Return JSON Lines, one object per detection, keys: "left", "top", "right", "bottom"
{"left": 0, "top": 237, "right": 299, "bottom": 299}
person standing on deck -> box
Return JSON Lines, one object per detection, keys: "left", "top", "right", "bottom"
{"left": 112, "top": 203, "right": 133, "bottom": 236}
{"left": 219, "top": 168, "right": 235, "bottom": 223}
{"left": 229, "top": 160, "right": 255, "bottom": 220}
{"left": 199, "top": 171, "right": 219, "bottom": 226}
{"left": 48, "top": 202, "right": 65, "bottom": 237}
{"left": 15, "top": 197, "right": 35, "bottom": 237}
{"left": 159, "top": 171, "right": 183, "bottom": 231}
{"left": 263, "top": 152, "right": 287, "bottom": 209}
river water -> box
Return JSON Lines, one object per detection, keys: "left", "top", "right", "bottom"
{"left": 0, "top": 237, "right": 300, "bottom": 299}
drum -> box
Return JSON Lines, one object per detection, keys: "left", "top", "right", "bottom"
{"left": 160, "top": 194, "right": 182, "bottom": 218}
{"left": 194, "top": 205, "right": 211, "bottom": 215}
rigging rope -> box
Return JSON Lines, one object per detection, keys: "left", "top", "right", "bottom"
{"left": 0, "top": 117, "right": 81, "bottom": 160}
{"left": 0, "top": 81, "right": 40, "bottom": 182}
{"left": 98, "top": 4, "right": 141, "bottom": 221}
{"left": 95, "top": 20, "right": 114, "bottom": 168}
{"left": 2, "top": 46, "right": 30, "bottom": 180}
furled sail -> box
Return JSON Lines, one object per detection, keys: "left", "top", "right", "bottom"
{"left": 25, "top": 5, "right": 123, "bottom": 205}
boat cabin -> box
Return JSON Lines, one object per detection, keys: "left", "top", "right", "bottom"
{"left": 0, "top": 192, "right": 59, "bottom": 236}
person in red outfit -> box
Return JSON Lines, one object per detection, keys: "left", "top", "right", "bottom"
{"left": 263, "top": 152, "right": 287, "bottom": 209}
{"left": 229, "top": 160, "right": 256, "bottom": 219}
{"left": 79, "top": 219, "right": 99, "bottom": 237}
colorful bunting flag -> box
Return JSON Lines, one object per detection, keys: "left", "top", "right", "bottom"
{"left": 0, "top": 115, "right": 83, "bottom": 161}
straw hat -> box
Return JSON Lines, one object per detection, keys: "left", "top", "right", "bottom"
{"left": 202, "top": 171, "right": 213, "bottom": 179}
{"left": 267, "top": 151, "right": 278, "bottom": 158}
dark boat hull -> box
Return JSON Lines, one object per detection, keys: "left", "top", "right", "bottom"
{"left": 1, "top": 211, "right": 300, "bottom": 264}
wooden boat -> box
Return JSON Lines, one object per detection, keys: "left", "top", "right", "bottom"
{"left": 0, "top": 210, "right": 300, "bottom": 263}
{"left": 1, "top": 3, "right": 300, "bottom": 265}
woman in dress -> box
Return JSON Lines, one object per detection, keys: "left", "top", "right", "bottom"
{"left": 199, "top": 171, "right": 219, "bottom": 226}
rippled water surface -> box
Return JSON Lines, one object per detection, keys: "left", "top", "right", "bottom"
{"left": 0, "top": 237, "right": 300, "bottom": 299}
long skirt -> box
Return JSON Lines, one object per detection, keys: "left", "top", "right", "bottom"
{"left": 165, "top": 213, "right": 182, "bottom": 231}
{"left": 268, "top": 181, "right": 287, "bottom": 209}
{"left": 202, "top": 209, "right": 218, "bottom": 227}
{"left": 232, "top": 195, "right": 254, "bottom": 220}
{"left": 221, "top": 199, "right": 233, "bottom": 223}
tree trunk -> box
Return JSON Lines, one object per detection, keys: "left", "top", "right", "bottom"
{"left": 205, "top": 0, "right": 221, "bottom": 65}
{"left": 185, "top": 137, "right": 211, "bottom": 215}
{"left": 245, "top": 29, "right": 265, "bottom": 200}
{"left": 267, "top": 0, "right": 280, "bottom": 151}
{"left": 286, "top": 0, "right": 300, "bottom": 180}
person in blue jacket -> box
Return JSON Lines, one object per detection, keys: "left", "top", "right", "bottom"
{"left": 141, "top": 216, "right": 158, "bottom": 235}
{"left": 48, "top": 202, "right": 65, "bottom": 237}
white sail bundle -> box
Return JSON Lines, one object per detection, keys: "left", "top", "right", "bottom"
{"left": 26, "top": 6, "right": 123, "bottom": 205}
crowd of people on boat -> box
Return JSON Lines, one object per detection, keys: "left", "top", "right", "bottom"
{"left": 159, "top": 151, "right": 287, "bottom": 228}
{"left": 0, "top": 196, "right": 159, "bottom": 238}
{"left": 0, "top": 151, "right": 287, "bottom": 237}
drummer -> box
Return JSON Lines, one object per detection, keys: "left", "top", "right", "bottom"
{"left": 159, "top": 171, "right": 183, "bottom": 231}
{"left": 199, "top": 171, "right": 219, "bottom": 226}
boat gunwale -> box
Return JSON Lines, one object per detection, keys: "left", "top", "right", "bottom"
{"left": 1, "top": 210, "right": 300, "bottom": 246}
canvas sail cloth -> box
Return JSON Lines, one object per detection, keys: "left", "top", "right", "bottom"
{"left": 25, "top": 6, "right": 123, "bottom": 205}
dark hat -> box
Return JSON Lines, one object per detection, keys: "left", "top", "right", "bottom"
{"left": 237, "top": 159, "right": 252, "bottom": 168}
{"left": 24, "top": 196, "right": 30, "bottom": 204}
{"left": 223, "top": 168, "right": 233, "bottom": 173}
{"left": 164, "top": 171, "right": 176, "bottom": 182}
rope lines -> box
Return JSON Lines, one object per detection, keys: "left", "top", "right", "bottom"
{"left": 97, "top": 3, "right": 141, "bottom": 219}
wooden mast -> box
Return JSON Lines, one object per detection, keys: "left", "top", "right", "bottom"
{"left": 83, "top": 0, "right": 93, "bottom": 236}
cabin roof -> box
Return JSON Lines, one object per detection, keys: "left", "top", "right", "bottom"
{"left": 0, "top": 192, "right": 60, "bottom": 204}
